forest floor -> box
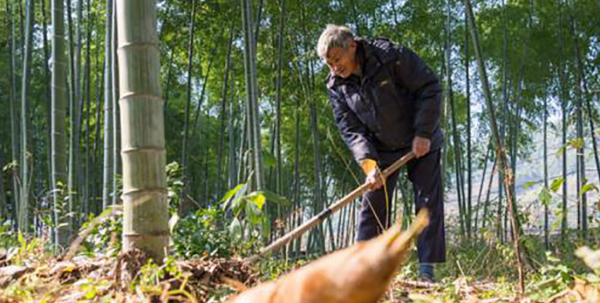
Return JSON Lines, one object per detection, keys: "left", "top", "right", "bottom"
{"left": 0, "top": 231, "right": 599, "bottom": 303}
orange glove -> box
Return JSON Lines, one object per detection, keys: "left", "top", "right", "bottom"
{"left": 360, "top": 159, "right": 384, "bottom": 190}
{"left": 359, "top": 159, "right": 378, "bottom": 175}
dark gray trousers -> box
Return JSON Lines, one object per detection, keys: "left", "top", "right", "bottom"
{"left": 356, "top": 149, "right": 446, "bottom": 263}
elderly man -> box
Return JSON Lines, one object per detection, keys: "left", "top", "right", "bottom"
{"left": 317, "top": 24, "right": 445, "bottom": 281}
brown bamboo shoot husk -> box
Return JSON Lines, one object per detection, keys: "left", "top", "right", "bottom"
{"left": 229, "top": 209, "right": 430, "bottom": 303}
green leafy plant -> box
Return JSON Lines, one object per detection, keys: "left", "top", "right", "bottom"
{"left": 171, "top": 207, "right": 234, "bottom": 258}
{"left": 220, "top": 178, "right": 291, "bottom": 242}
{"left": 166, "top": 162, "right": 184, "bottom": 213}
{"left": 80, "top": 208, "right": 123, "bottom": 256}
{"left": 527, "top": 252, "right": 574, "bottom": 301}
{"left": 0, "top": 221, "right": 17, "bottom": 249}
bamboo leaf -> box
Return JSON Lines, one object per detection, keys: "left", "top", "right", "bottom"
{"left": 539, "top": 187, "right": 552, "bottom": 206}
{"left": 256, "top": 190, "right": 291, "bottom": 206}
{"left": 246, "top": 203, "right": 264, "bottom": 225}
{"left": 220, "top": 183, "right": 247, "bottom": 209}
{"left": 568, "top": 138, "right": 584, "bottom": 150}
{"left": 550, "top": 178, "right": 564, "bottom": 192}
{"left": 581, "top": 183, "right": 599, "bottom": 195}
{"left": 524, "top": 181, "right": 536, "bottom": 189}
{"left": 551, "top": 208, "right": 564, "bottom": 233}
{"left": 245, "top": 192, "right": 266, "bottom": 210}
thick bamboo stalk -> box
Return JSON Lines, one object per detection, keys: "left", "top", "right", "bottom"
{"left": 247, "top": 152, "right": 415, "bottom": 263}
{"left": 117, "top": 0, "right": 169, "bottom": 262}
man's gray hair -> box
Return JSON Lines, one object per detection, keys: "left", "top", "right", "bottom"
{"left": 317, "top": 24, "right": 355, "bottom": 58}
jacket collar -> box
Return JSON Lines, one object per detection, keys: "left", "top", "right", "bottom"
{"left": 326, "top": 38, "right": 388, "bottom": 89}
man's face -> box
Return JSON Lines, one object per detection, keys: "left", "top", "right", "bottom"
{"left": 324, "top": 40, "right": 357, "bottom": 78}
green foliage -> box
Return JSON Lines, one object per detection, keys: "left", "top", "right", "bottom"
{"left": 523, "top": 180, "right": 537, "bottom": 189}
{"left": 166, "top": 161, "right": 184, "bottom": 213}
{"left": 527, "top": 252, "right": 575, "bottom": 300}
{"left": 256, "top": 257, "right": 301, "bottom": 281}
{"left": 171, "top": 207, "right": 234, "bottom": 258}
{"left": 581, "top": 181, "right": 599, "bottom": 195}
{"left": 79, "top": 208, "right": 123, "bottom": 256}
{"left": 550, "top": 177, "right": 565, "bottom": 192}
{"left": 220, "top": 180, "right": 291, "bottom": 242}
{"left": 3, "top": 232, "right": 49, "bottom": 267}
{"left": 125, "top": 256, "right": 198, "bottom": 302}
{"left": 0, "top": 221, "right": 17, "bottom": 249}
{"left": 539, "top": 187, "right": 552, "bottom": 206}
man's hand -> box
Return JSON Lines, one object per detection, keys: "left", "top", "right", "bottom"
{"left": 360, "top": 159, "right": 385, "bottom": 191}
{"left": 412, "top": 136, "right": 431, "bottom": 158}
{"left": 366, "top": 169, "right": 385, "bottom": 191}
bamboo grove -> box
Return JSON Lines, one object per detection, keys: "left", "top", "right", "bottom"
{"left": 0, "top": 0, "right": 598, "bottom": 259}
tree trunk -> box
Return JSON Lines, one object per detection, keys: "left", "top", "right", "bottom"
{"left": 0, "top": 143, "right": 6, "bottom": 218}
{"left": 241, "top": 0, "right": 264, "bottom": 190}
{"left": 570, "top": 16, "right": 598, "bottom": 233}
{"left": 66, "top": 0, "right": 79, "bottom": 234}
{"left": 507, "top": 3, "right": 533, "bottom": 239}
{"left": 543, "top": 94, "right": 549, "bottom": 249}
{"left": 216, "top": 23, "right": 235, "bottom": 198}
{"left": 473, "top": 143, "right": 491, "bottom": 232}
{"left": 274, "top": 0, "right": 287, "bottom": 195}
{"left": 179, "top": 0, "right": 197, "bottom": 216}
{"left": 573, "top": 38, "right": 587, "bottom": 237}
{"left": 557, "top": 0, "right": 568, "bottom": 240}
{"left": 19, "top": 0, "right": 35, "bottom": 233}
{"left": 482, "top": 154, "right": 497, "bottom": 230}
{"left": 291, "top": 94, "right": 302, "bottom": 258}
{"left": 464, "top": 0, "right": 525, "bottom": 294}
{"left": 83, "top": 0, "right": 93, "bottom": 215}
{"left": 7, "top": 0, "right": 20, "bottom": 225}
{"left": 41, "top": 0, "right": 53, "bottom": 193}
{"left": 497, "top": 0, "right": 509, "bottom": 242}
{"left": 112, "top": 0, "right": 120, "bottom": 205}
{"left": 102, "top": 0, "right": 114, "bottom": 210}
{"left": 446, "top": 0, "right": 466, "bottom": 236}
{"left": 228, "top": 74, "right": 238, "bottom": 189}
{"left": 117, "top": 0, "right": 169, "bottom": 262}
{"left": 52, "top": 0, "right": 70, "bottom": 248}
{"left": 92, "top": 24, "right": 104, "bottom": 214}
{"left": 464, "top": 6, "right": 472, "bottom": 238}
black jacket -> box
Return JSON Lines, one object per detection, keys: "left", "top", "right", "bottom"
{"left": 326, "top": 38, "right": 444, "bottom": 163}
